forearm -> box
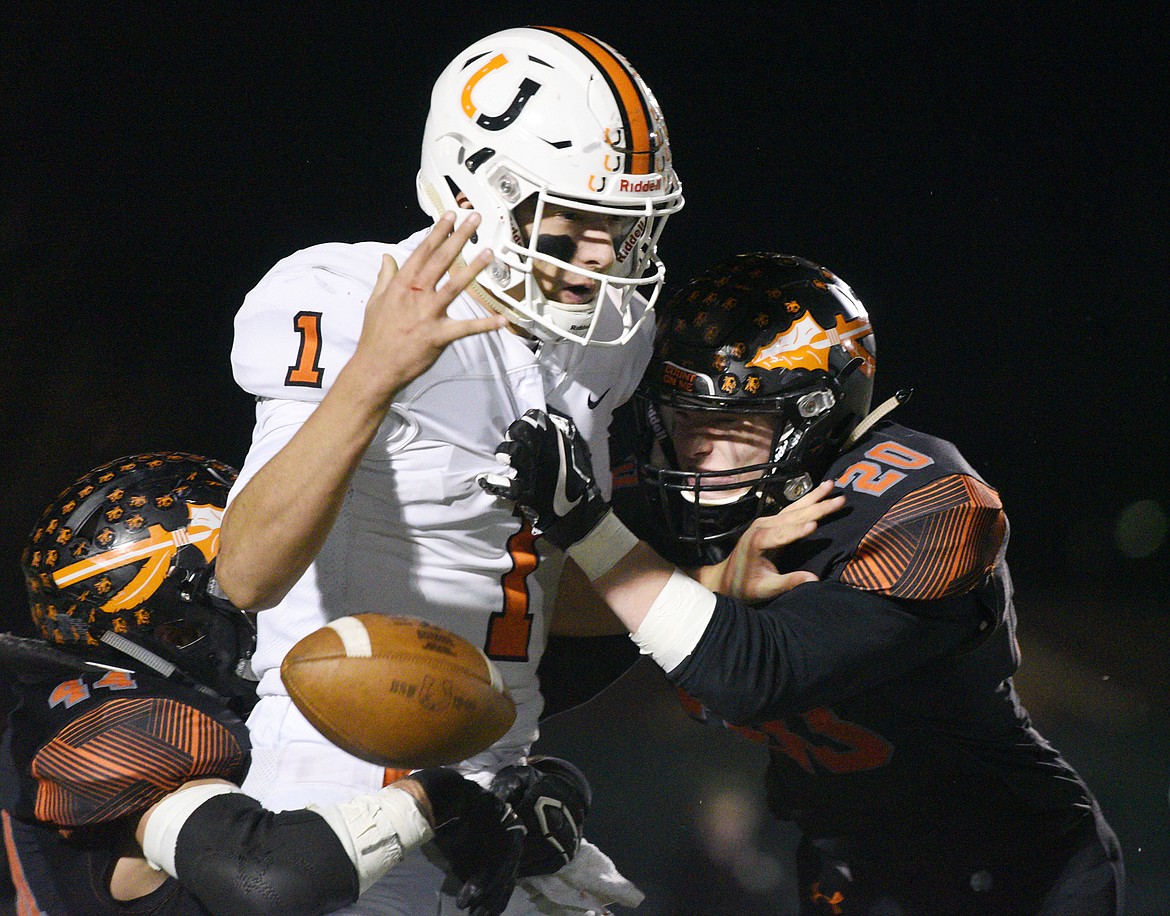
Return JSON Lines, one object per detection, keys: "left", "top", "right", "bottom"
{"left": 138, "top": 775, "right": 436, "bottom": 915}
{"left": 217, "top": 360, "right": 399, "bottom": 610}
{"left": 550, "top": 556, "right": 637, "bottom": 637}
{"left": 589, "top": 541, "right": 676, "bottom": 632}
{"left": 568, "top": 512, "right": 717, "bottom": 673}
{"left": 689, "top": 561, "right": 720, "bottom": 590}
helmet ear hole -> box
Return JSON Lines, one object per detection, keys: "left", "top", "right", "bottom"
{"left": 154, "top": 619, "right": 206, "bottom": 651}
{"left": 464, "top": 147, "right": 496, "bottom": 173}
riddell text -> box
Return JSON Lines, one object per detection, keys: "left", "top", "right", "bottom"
{"left": 618, "top": 177, "right": 662, "bottom": 193}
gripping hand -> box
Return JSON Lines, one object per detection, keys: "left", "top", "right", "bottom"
{"left": 411, "top": 768, "right": 525, "bottom": 916}
{"left": 490, "top": 756, "right": 592, "bottom": 878}
{"left": 479, "top": 409, "right": 608, "bottom": 550}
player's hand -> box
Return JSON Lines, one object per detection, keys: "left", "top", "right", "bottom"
{"left": 410, "top": 768, "right": 525, "bottom": 916}
{"left": 489, "top": 756, "right": 591, "bottom": 878}
{"left": 478, "top": 409, "right": 610, "bottom": 550}
{"left": 699, "top": 480, "right": 845, "bottom": 602}
{"left": 352, "top": 212, "right": 506, "bottom": 404}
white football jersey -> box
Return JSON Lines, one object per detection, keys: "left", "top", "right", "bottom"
{"left": 230, "top": 226, "right": 653, "bottom": 777}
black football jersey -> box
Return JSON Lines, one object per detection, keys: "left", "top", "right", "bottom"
{"left": 616, "top": 420, "right": 1100, "bottom": 876}
{"left": 2, "top": 666, "right": 250, "bottom": 914}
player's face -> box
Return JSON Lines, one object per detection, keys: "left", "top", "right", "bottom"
{"left": 514, "top": 198, "right": 636, "bottom": 304}
{"left": 666, "top": 408, "right": 776, "bottom": 502}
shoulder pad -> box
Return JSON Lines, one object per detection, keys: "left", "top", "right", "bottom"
{"left": 0, "top": 633, "right": 96, "bottom": 682}
{"left": 31, "top": 695, "right": 247, "bottom": 827}
{"left": 840, "top": 473, "right": 1006, "bottom": 599}
{"left": 231, "top": 241, "right": 408, "bottom": 401}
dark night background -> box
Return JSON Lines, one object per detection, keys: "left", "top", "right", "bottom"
{"left": 3, "top": 4, "right": 1167, "bottom": 912}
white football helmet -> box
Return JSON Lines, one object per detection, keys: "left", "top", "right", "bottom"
{"left": 417, "top": 26, "right": 684, "bottom": 346}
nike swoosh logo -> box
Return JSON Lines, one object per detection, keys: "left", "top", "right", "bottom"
{"left": 552, "top": 433, "right": 582, "bottom": 517}
{"left": 587, "top": 388, "right": 611, "bottom": 410}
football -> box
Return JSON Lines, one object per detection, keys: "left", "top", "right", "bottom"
{"left": 281, "top": 614, "right": 516, "bottom": 769}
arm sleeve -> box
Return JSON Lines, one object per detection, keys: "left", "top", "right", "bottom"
{"left": 669, "top": 582, "right": 984, "bottom": 725}
{"left": 173, "top": 792, "right": 360, "bottom": 916}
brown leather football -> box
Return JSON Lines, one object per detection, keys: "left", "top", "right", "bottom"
{"left": 281, "top": 614, "right": 516, "bottom": 768}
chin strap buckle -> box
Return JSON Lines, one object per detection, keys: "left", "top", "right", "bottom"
{"left": 843, "top": 388, "right": 913, "bottom": 449}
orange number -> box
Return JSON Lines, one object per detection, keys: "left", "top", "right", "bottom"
{"left": 865, "top": 440, "right": 933, "bottom": 469}
{"left": 744, "top": 709, "right": 893, "bottom": 774}
{"left": 837, "top": 439, "right": 933, "bottom": 496}
{"left": 798, "top": 707, "right": 894, "bottom": 772}
{"left": 94, "top": 670, "right": 137, "bottom": 692}
{"left": 285, "top": 311, "right": 325, "bottom": 388}
{"left": 48, "top": 678, "right": 90, "bottom": 709}
{"left": 485, "top": 518, "right": 539, "bottom": 661}
{"left": 837, "top": 461, "right": 906, "bottom": 495}
{"left": 679, "top": 690, "right": 893, "bottom": 776}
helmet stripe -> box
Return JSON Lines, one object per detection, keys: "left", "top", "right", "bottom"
{"left": 52, "top": 525, "right": 180, "bottom": 589}
{"left": 533, "top": 27, "right": 655, "bottom": 175}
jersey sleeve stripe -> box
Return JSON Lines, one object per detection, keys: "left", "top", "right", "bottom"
{"left": 840, "top": 474, "right": 1005, "bottom": 600}
{"left": 31, "top": 698, "right": 245, "bottom": 826}
{"left": 3, "top": 810, "right": 50, "bottom": 916}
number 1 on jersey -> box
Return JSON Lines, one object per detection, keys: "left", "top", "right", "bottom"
{"left": 286, "top": 310, "right": 325, "bottom": 388}
{"left": 486, "top": 518, "right": 538, "bottom": 661}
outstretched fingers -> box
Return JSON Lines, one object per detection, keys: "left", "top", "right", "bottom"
{"left": 445, "top": 244, "right": 493, "bottom": 296}
{"left": 740, "top": 516, "right": 820, "bottom": 554}
{"left": 401, "top": 212, "right": 481, "bottom": 299}
{"left": 355, "top": 213, "right": 507, "bottom": 398}
{"left": 713, "top": 482, "right": 845, "bottom": 601}
{"left": 413, "top": 213, "right": 505, "bottom": 341}
{"left": 438, "top": 306, "right": 507, "bottom": 345}
{"left": 744, "top": 484, "right": 844, "bottom": 554}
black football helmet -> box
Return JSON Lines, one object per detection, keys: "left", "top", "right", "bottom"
{"left": 21, "top": 452, "right": 257, "bottom": 713}
{"left": 634, "top": 253, "right": 876, "bottom": 563}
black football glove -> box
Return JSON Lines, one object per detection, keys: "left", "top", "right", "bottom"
{"left": 798, "top": 836, "right": 862, "bottom": 915}
{"left": 410, "top": 768, "right": 526, "bottom": 916}
{"left": 489, "top": 755, "right": 592, "bottom": 878}
{"left": 478, "top": 408, "right": 609, "bottom": 550}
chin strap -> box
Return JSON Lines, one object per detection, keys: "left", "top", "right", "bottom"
{"left": 843, "top": 388, "right": 913, "bottom": 450}
{"left": 100, "top": 630, "right": 176, "bottom": 677}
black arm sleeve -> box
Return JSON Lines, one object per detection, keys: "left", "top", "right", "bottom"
{"left": 173, "top": 792, "right": 360, "bottom": 916}
{"left": 669, "top": 581, "right": 982, "bottom": 725}
{"left": 537, "top": 634, "right": 641, "bottom": 720}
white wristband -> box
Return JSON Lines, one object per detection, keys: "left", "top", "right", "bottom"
{"left": 142, "top": 783, "right": 243, "bottom": 878}
{"left": 630, "top": 568, "right": 717, "bottom": 673}
{"left": 565, "top": 510, "right": 640, "bottom": 581}
{"left": 308, "top": 786, "right": 435, "bottom": 893}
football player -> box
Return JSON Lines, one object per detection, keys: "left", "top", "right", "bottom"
{"left": 2, "top": 453, "right": 553, "bottom": 915}
{"left": 482, "top": 253, "right": 1125, "bottom": 914}
{"left": 215, "top": 26, "right": 678, "bottom": 915}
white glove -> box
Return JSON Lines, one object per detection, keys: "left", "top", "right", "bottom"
{"left": 521, "top": 838, "right": 644, "bottom": 913}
